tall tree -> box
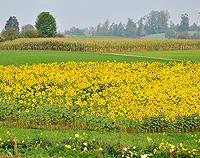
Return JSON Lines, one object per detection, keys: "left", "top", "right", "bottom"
{"left": 137, "top": 18, "right": 145, "bottom": 37}
{"left": 125, "top": 18, "right": 137, "bottom": 38}
{"left": 144, "top": 10, "right": 170, "bottom": 34}
{"left": 95, "top": 24, "right": 103, "bottom": 36}
{"left": 190, "top": 23, "right": 199, "bottom": 31}
{"left": 117, "top": 22, "right": 125, "bottom": 36}
{"left": 178, "top": 13, "right": 189, "bottom": 32}
{"left": 2, "top": 16, "right": 19, "bottom": 40}
{"left": 35, "top": 12, "right": 57, "bottom": 37}
{"left": 5, "top": 16, "right": 20, "bottom": 32}
{"left": 102, "top": 20, "right": 110, "bottom": 36}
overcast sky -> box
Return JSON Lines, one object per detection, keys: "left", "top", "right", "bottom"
{"left": 0, "top": 0, "right": 200, "bottom": 32}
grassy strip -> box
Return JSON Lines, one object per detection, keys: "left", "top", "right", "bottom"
{"left": 0, "top": 49, "right": 199, "bottom": 66}
{"left": 0, "top": 126, "right": 199, "bottom": 158}
{"left": 125, "top": 50, "right": 200, "bottom": 62}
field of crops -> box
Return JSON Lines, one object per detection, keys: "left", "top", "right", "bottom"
{"left": 1, "top": 38, "right": 200, "bottom": 52}
{"left": 0, "top": 61, "right": 199, "bottom": 132}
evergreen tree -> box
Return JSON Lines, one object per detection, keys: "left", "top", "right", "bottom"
{"left": 137, "top": 18, "right": 145, "bottom": 37}
{"left": 5, "top": 16, "right": 20, "bottom": 32}
{"left": 117, "top": 22, "right": 125, "bottom": 36}
{"left": 2, "top": 16, "right": 20, "bottom": 40}
{"left": 125, "top": 18, "right": 137, "bottom": 38}
{"left": 35, "top": 12, "right": 57, "bottom": 37}
{"left": 144, "top": 10, "right": 170, "bottom": 34}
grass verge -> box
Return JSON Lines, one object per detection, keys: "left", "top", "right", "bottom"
{"left": 0, "top": 126, "right": 199, "bottom": 158}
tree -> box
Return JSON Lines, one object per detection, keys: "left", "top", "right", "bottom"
{"left": 1, "top": 28, "right": 19, "bottom": 40}
{"left": 144, "top": 10, "right": 170, "bottom": 34}
{"left": 5, "top": 16, "right": 20, "bottom": 32}
{"left": 117, "top": 22, "right": 125, "bottom": 36}
{"left": 35, "top": 12, "right": 57, "bottom": 37}
{"left": 0, "top": 34, "right": 5, "bottom": 42}
{"left": 95, "top": 24, "right": 104, "bottom": 36}
{"left": 102, "top": 20, "right": 110, "bottom": 36}
{"left": 178, "top": 13, "right": 189, "bottom": 32}
{"left": 125, "top": 18, "right": 137, "bottom": 38}
{"left": 2, "top": 16, "right": 20, "bottom": 40}
{"left": 67, "top": 27, "right": 85, "bottom": 36}
{"left": 137, "top": 18, "right": 145, "bottom": 37}
{"left": 190, "top": 23, "right": 199, "bottom": 31}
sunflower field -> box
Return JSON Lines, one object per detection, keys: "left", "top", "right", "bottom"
{"left": 1, "top": 38, "right": 200, "bottom": 52}
{"left": 0, "top": 62, "right": 199, "bottom": 132}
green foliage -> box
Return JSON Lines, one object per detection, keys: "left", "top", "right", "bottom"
{"left": 20, "top": 24, "right": 39, "bottom": 38}
{"left": 20, "top": 30, "right": 39, "bottom": 38}
{"left": 35, "top": 12, "right": 57, "bottom": 37}
{"left": 137, "top": 18, "right": 145, "bottom": 37}
{"left": 178, "top": 13, "right": 189, "bottom": 32}
{"left": 0, "top": 131, "right": 199, "bottom": 158}
{"left": 125, "top": 19, "right": 137, "bottom": 38}
{"left": 0, "top": 34, "right": 5, "bottom": 42}
{"left": 2, "top": 16, "right": 20, "bottom": 40}
{"left": 4, "top": 16, "right": 19, "bottom": 33}
{"left": 1, "top": 28, "right": 19, "bottom": 40}
{"left": 0, "top": 104, "right": 199, "bottom": 133}
{"left": 144, "top": 10, "right": 170, "bottom": 34}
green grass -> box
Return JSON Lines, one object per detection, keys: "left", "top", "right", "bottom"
{"left": 1, "top": 126, "right": 199, "bottom": 157}
{"left": 0, "top": 50, "right": 199, "bottom": 65}
{"left": 125, "top": 50, "right": 200, "bottom": 62}
{"left": 0, "top": 126, "right": 199, "bottom": 149}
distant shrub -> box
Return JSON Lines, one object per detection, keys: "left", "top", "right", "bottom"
{"left": 1, "top": 27, "right": 19, "bottom": 40}
{"left": 176, "top": 32, "right": 191, "bottom": 39}
{"left": 0, "top": 34, "right": 5, "bottom": 42}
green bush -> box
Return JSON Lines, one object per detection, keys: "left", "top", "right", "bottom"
{"left": 0, "top": 34, "right": 5, "bottom": 42}
{"left": 1, "top": 28, "right": 19, "bottom": 40}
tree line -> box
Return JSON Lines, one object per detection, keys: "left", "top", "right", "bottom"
{"left": 1, "top": 10, "right": 200, "bottom": 41}
{"left": 65, "top": 11, "right": 200, "bottom": 39}
{"left": 0, "top": 12, "right": 59, "bottom": 41}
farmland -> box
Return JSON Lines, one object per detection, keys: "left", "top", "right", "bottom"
{"left": 0, "top": 38, "right": 200, "bottom": 158}
{"left": 1, "top": 38, "right": 200, "bottom": 52}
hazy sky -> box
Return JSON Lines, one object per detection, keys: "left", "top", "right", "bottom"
{"left": 0, "top": 0, "right": 200, "bottom": 32}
